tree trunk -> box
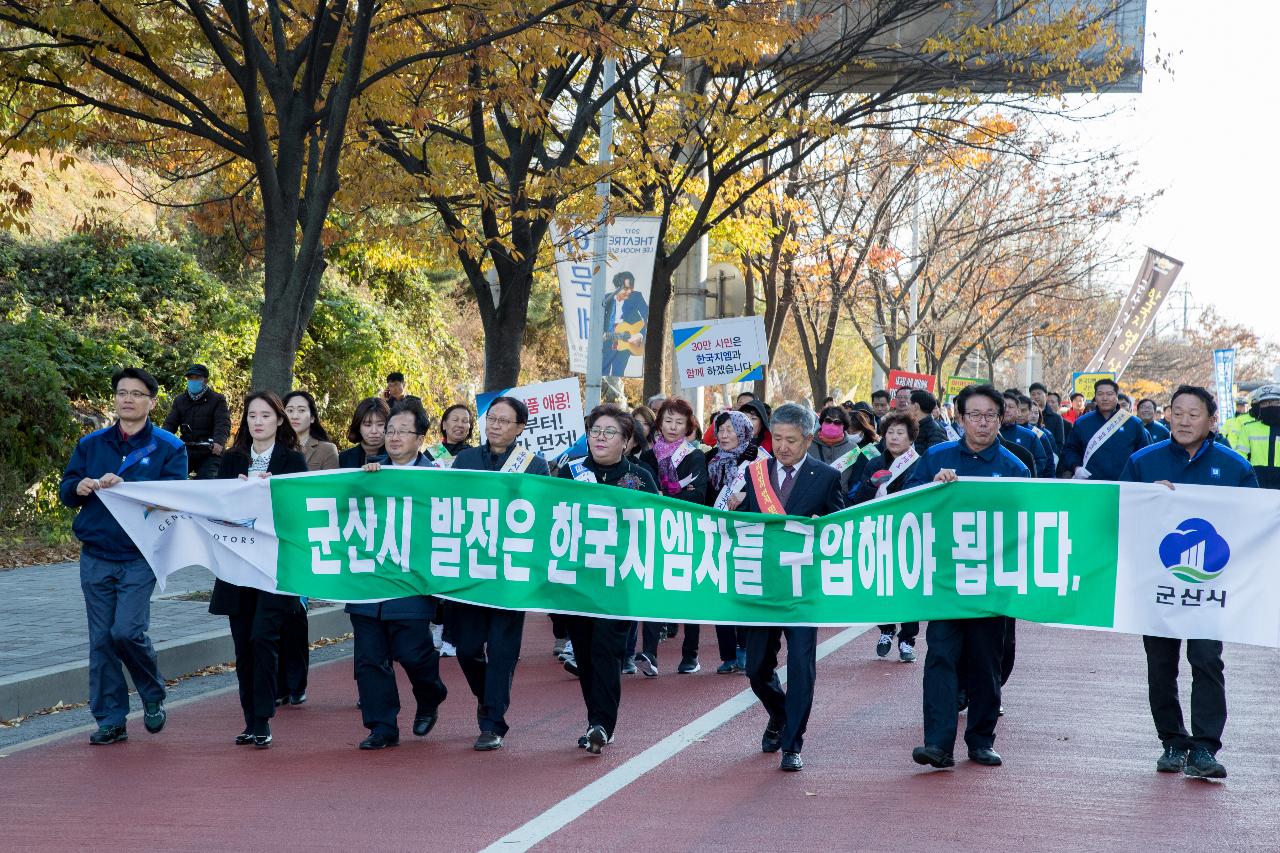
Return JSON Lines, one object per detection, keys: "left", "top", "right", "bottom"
{"left": 478, "top": 264, "right": 534, "bottom": 391}
{"left": 642, "top": 258, "right": 674, "bottom": 400}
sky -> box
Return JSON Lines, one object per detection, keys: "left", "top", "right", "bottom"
{"left": 1074, "top": 2, "right": 1279, "bottom": 339}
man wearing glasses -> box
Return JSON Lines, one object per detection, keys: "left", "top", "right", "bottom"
{"left": 59, "top": 367, "right": 188, "bottom": 745}
{"left": 451, "top": 397, "right": 550, "bottom": 751}
{"left": 905, "top": 384, "right": 1029, "bottom": 770}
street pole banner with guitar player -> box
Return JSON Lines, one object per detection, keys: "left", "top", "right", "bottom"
{"left": 552, "top": 215, "right": 661, "bottom": 378}
{"left": 672, "top": 316, "right": 769, "bottom": 388}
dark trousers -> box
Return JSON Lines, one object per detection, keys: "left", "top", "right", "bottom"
{"left": 1000, "top": 618, "right": 1016, "bottom": 686}
{"left": 631, "top": 622, "right": 698, "bottom": 662}
{"left": 351, "top": 614, "right": 447, "bottom": 738}
{"left": 876, "top": 622, "right": 921, "bottom": 645}
{"left": 550, "top": 614, "right": 570, "bottom": 640}
{"left": 1142, "top": 636, "right": 1226, "bottom": 754}
{"left": 565, "top": 616, "right": 630, "bottom": 737}
{"left": 189, "top": 450, "right": 221, "bottom": 480}
{"left": 227, "top": 591, "right": 290, "bottom": 727}
{"left": 451, "top": 602, "right": 525, "bottom": 736}
{"left": 716, "top": 625, "right": 745, "bottom": 662}
{"left": 744, "top": 626, "right": 817, "bottom": 753}
{"left": 79, "top": 552, "right": 166, "bottom": 727}
{"left": 922, "top": 617, "right": 1004, "bottom": 753}
{"left": 277, "top": 607, "right": 309, "bottom": 698}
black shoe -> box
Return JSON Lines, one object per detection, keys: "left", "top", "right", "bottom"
{"left": 634, "top": 652, "right": 658, "bottom": 677}
{"left": 780, "top": 751, "right": 804, "bottom": 771}
{"left": 275, "top": 696, "right": 288, "bottom": 707}
{"left": 1156, "top": 746, "right": 1188, "bottom": 773}
{"left": 1183, "top": 747, "right": 1226, "bottom": 779}
{"left": 677, "top": 655, "right": 700, "bottom": 674}
{"left": 89, "top": 724, "right": 127, "bottom": 745}
{"left": 912, "top": 744, "right": 955, "bottom": 769}
{"left": 585, "top": 724, "right": 608, "bottom": 755}
{"left": 289, "top": 693, "right": 307, "bottom": 706}
{"left": 475, "top": 731, "right": 504, "bottom": 751}
{"left": 621, "top": 655, "right": 637, "bottom": 675}
{"left": 254, "top": 733, "right": 273, "bottom": 749}
{"left": 968, "top": 747, "right": 1002, "bottom": 766}
{"left": 412, "top": 711, "right": 438, "bottom": 737}
{"left": 143, "top": 702, "right": 166, "bottom": 734}
{"left": 577, "top": 734, "right": 590, "bottom": 749}
{"left": 252, "top": 720, "right": 271, "bottom": 749}
{"left": 563, "top": 656, "right": 580, "bottom": 677}
{"left": 875, "top": 632, "right": 893, "bottom": 657}
{"left": 235, "top": 728, "right": 255, "bottom": 745}
{"left": 761, "top": 726, "right": 783, "bottom": 754}
{"left": 359, "top": 732, "right": 399, "bottom": 750}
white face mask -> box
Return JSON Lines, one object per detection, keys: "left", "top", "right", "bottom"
{"left": 848, "top": 431, "right": 864, "bottom": 444}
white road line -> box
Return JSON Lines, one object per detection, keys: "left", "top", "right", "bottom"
{"left": 482, "top": 624, "right": 871, "bottom": 852}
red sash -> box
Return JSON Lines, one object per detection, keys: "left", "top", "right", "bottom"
{"left": 747, "top": 458, "right": 787, "bottom": 515}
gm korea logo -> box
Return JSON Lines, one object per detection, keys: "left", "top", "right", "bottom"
{"left": 1159, "top": 518, "right": 1230, "bottom": 584}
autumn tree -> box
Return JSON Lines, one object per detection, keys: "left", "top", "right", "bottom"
{"left": 0, "top": 0, "right": 584, "bottom": 392}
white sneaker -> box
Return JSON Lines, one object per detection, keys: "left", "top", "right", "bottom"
{"left": 430, "top": 623, "right": 444, "bottom": 649}
{"left": 440, "top": 641, "right": 456, "bottom": 657}
{"left": 553, "top": 637, "right": 567, "bottom": 658}
{"left": 558, "top": 640, "right": 574, "bottom": 662}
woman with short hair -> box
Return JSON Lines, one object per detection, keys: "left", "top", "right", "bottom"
{"left": 338, "top": 397, "right": 391, "bottom": 469}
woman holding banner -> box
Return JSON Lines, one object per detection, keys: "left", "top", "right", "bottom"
{"left": 557, "top": 405, "right": 658, "bottom": 755}
{"left": 637, "top": 398, "right": 709, "bottom": 676}
{"left": 209, "top": 391, "right": 308, "bottom": 749}
{"left": 851, "top": 412, "right": 922, "bottom": 663}
{"left": 704, "top": 409, "right": 764, "bottom": 674}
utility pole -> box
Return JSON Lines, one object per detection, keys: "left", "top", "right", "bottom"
{"left": 584, "top": 59, "right": 617, "bottom": 412}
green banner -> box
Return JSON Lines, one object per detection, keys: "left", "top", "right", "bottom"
{"left": 272, "top": 470, "right": 1118, "bottom": 627}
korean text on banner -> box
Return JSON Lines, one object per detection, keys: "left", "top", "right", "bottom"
{"left": 1213, "top": 349, "right": 1235, "bottom": 429}
{"left": 944, "top": 376, "right": 982, "bottom": 398}
{"left": 887, "top": 370, "right": 936, "bottom": 394}
{"left": 672, "top": 316, "right": 769, "bottom": 388}
{"left": 476, "top": 377, "right": 584, "bottom": 461}
{"left": 100, "top": 474, "right": 1280, "bottom": 647}
{"left": 1073, "top": 372, "right": 1116, "bottom": 399}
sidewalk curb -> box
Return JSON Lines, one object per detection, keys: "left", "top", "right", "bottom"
{"left": 0, "top": 606, "right": 351, "bottom": 720}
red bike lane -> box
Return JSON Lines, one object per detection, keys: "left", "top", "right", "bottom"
{"left": 2, "top": 620, "right": 1276, "bottom": 852}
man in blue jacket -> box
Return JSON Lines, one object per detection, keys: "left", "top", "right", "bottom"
{"left": 59, "top": 367, "right": 187, "bottom": 745}
{"left": 1119, "top": 385, "right": 1257, "bottom": 781}
{"left": 999, "top": 391, "right": 1048, "bottom": 477}
{"left": 1058, "top": 378, "right": 1149, "bottom": 480}
{"left": 907, "top": 384, "right": 1029, "bottom": 771}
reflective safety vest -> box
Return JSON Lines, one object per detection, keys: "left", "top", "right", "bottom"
{"left": 1235, "top": 418, "right": 1280, "bottom": 490}
{"left": 1221, "top": 413, "right": 1255, "bottom": 450}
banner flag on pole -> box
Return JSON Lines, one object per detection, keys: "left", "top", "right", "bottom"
{"left": 100, "top": 473, "right": 1280, "bottom": 648}
{"left": 1213, "top": 349, "right": 1236, "bottom": 429}
{"left": 1085, "top": 248, "right": 1183, "bottom": 378}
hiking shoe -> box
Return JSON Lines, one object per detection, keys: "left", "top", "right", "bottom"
{"left": 634, "top": 651, "right": 658, "bottom": 677}
{"left": 89, "top": 724, "right": 127, "bottom": 745}
{"left": 899, "top": 642, "right": 916, "bottom": 663}
{"left": 677, "top": 656, "right": 700, "bottom": 674}
{"left": 1183, "top": 748, "right": 1226, "bottom": 780}
{"left": 1156, "top": 746, "right": 1188, "bottom": 773}
{"left": 876, "top": 633, "right": 893, "bottom": 657}
{"left": 621, "top": 655, "right": 637, "bottom": 675}
{"left": 143, "top": 702, "right": 167, "bottom": 734}
{"left": 585, "top": 725, "right": 609, "bottom": 755}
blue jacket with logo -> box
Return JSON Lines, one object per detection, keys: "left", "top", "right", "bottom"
{"left": 59, "top": 420, "right": 187, "bottom": 560}
{"left": 1059, "top": 409, "right": 1150, "bottom": 480}
{"left": 1142, "top": 419, "right": 1171, "bottom": 444}
{"left": 1118, "top": 437, "right": 1258, "bottom": 489}
{"left": 905, "top": 438, "right": 1031, "bottom": 488}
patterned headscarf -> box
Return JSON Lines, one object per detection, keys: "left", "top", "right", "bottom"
{"left": 706, "top": 410, "right": 754, "bottom": 491}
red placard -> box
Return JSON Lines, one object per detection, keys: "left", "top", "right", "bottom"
{"left": 886, "top": 369, "right": 936, "bottom": 394}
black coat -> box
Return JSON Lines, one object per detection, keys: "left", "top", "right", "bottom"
{"left": 209, "top": 444, "right": 307, "bottom": 617}
{"left": 850, "top": 453, "right": 920, "bottom": 505}
{"left": 997, "top": 435, "right": 1037, "bottom": 478}
{"left": 338, "top": 444, "right": 381, "bottom": 469}
{"left": 914, "top": 416, "right": 950, "bottom": 456}
{"left": 162, "top": 388, "right": 232, "bottom": 446}
{"left": 1041, "top": 406, "right": 1066, "bottom": 450}
{"left": 741, "top": 456, "right": 844, "bottom": 517}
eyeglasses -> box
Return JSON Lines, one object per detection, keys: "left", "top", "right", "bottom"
{"left": 485, "top": 415, "right": 515, "bottom": 428}
{"left": 963, "top": 412, "right": 1000, "bottom": 423}
{"left": 114, "top": 390, "right": 153, "bottom": 400}
{"left": 384, "top": 429, "right": 422, "bottom": 438}
{"left": 588, "top": 426, "right": 622, "bottom": 439}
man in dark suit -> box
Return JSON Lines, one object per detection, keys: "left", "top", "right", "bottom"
{"left": 732, "top": 403, "right": 844, "bottom": 772}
